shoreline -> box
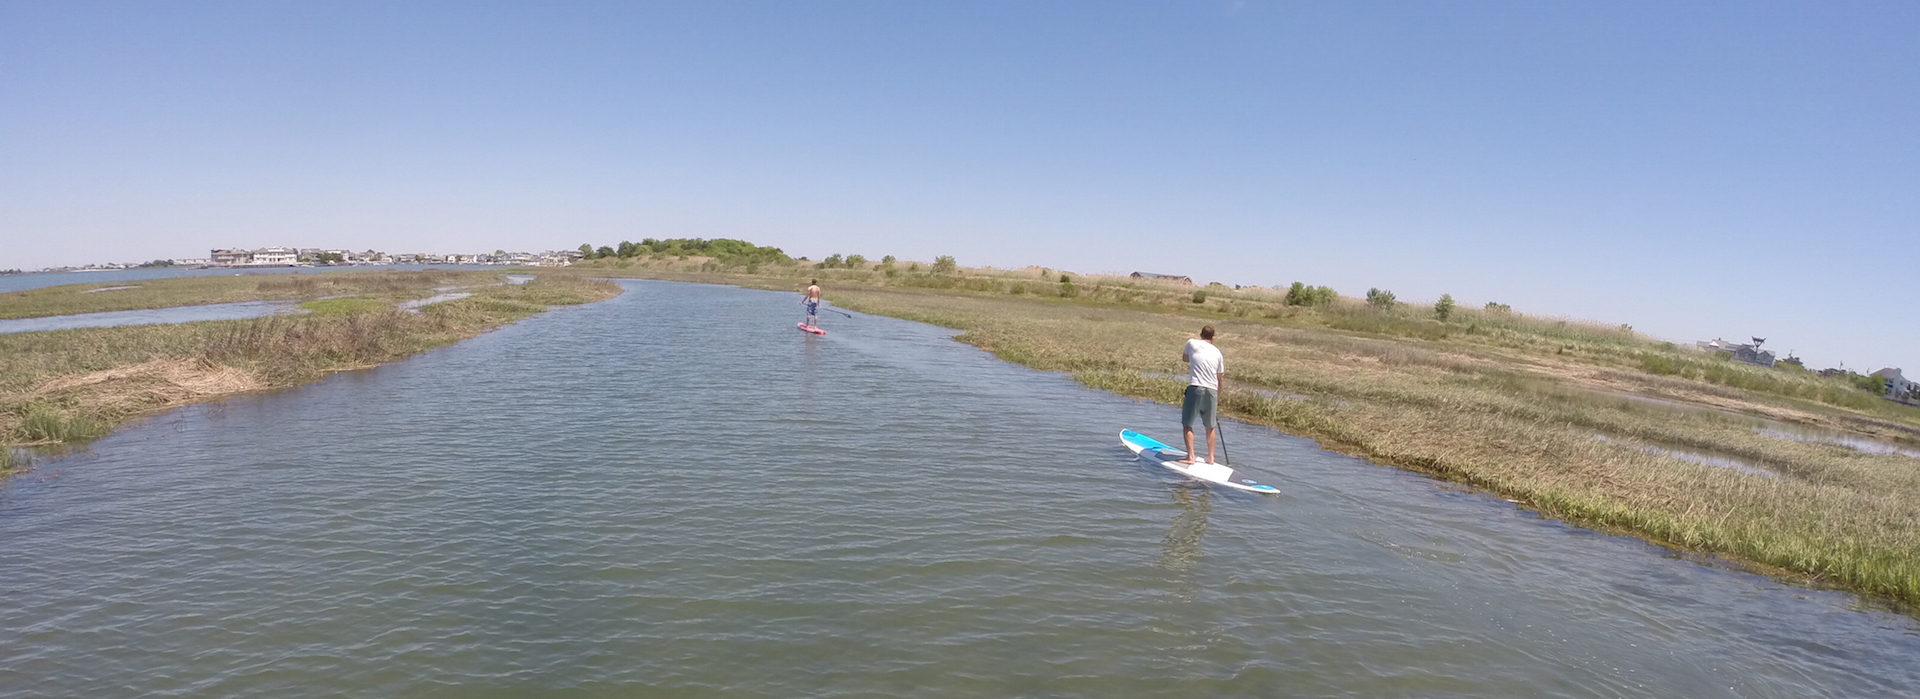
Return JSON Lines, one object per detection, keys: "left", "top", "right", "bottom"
{"left": 1, "top": 274, "right": 621, "bottom": 473}
{"left": 567, "top": 261, "right": 1920, "bottom": 614}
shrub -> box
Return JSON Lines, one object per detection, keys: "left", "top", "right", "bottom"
{"left": 1485, "top": 301, "right": 1511, "bottom": 313}
{"left": 819, "top": 254, "right": 844, "bottom": 269}
{"left": 1284, "top": 281, "right": 1337, "bottom": 306}
{"left": 932, "top": 256, "right": 957, "bottom": 274}
{"left": 1641, "top": 354, "right": 1679, "bottom": 375}
{"left": 1059, "top": 281, "right": 1078, "bottom": 298}
{"left": 1366, "top": 288, "right": 1397, "bottom": 309}
{"left": 882, "top": 255, "right": 896, "bottom": 264}
{"left": 1058, "top": 274, "right": 1071, "bottom": 283}
{"left": 1434, "top": 293, "right": 1456, "bottom": 321}
{"left": 1191, "top": 290, "right": 1208, "bottom": 304}
{"left": 846, "top": 254, "right": 866, "bottom": 268}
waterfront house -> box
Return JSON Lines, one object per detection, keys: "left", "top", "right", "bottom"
{"left": 1130, "top": 272, "right": 1194, "bottom": 286}
{"left": 251, "top": 247, "right": 298, "bottom": 266}
{"left": 211, "top": 248, "right": 251, "bottom": 266}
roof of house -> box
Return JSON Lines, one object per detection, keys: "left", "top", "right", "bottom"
{"left": 1871, "top": 367, "right": 1904, "bottom": 379}
{"left": 1131, "top": 272, "right": 1190, "bottom": 280}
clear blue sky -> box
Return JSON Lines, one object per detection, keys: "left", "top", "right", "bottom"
{"left": 3, "top": 1, "right": 1915, "bottom": 371}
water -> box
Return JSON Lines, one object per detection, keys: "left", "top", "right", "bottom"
{"left": 1590, "top": 387, "right": 1920, "bottom": 460}
{"left": 1591, "top": 435, "right": 1779, "bottom": 479}
{"left": 2, "top": 280, "right": 1916, "bottom": 698}
{"left": 1757, "top": 427, "right": 1920, "bottom": 460}
{"left": 0, "top": 300, "right": 299, "bottom": 334}
{"left": 397, "top": 292, "right": 473, "bottom": 313}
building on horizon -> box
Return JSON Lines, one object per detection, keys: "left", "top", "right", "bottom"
{"left": 1696, "top": 338, "right": 1776, "bottom": 367}
{"left": 1130, "top": 271, "right": 1193, "bottom": 286}
{"left": 1871, "top": 368, "right": 1918, "bottom": 406}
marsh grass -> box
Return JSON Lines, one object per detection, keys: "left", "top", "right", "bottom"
{"left": 0, "top": 269, "right": 503, "bottom": 319}
{"left": 794, "top": 284, "right": 1920, "bottom": 609}
{"left": 0, "top": 274, "right": 619, "bottom": 447}
{"left": 299, "top": 297, "right": 390, "bottom": 316}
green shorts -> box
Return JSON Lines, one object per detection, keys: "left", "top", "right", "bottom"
{"left": 1182, "top": 385, "right": 1218, "bottom": 429}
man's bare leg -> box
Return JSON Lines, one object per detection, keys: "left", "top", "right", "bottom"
{"left": 1205, "top": 427, "right": 1218, "bottom": 464}
{"left": 1180, "top": 426, "right": 1197, "bottom": 465}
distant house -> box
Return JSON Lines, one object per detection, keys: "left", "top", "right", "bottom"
{"left": 211, "top": 248, "right": 251, "bottom": 266}
{"left": 1696, "top": 338, "right": 1776, "bottom": 367}
{"left": 251, "top": 247, "right": 298, "bottom": 265}
{"left": 1871, "top": 368, "right": 1918, "bottom": 406}
{"left": 1130, "top": 272, "right": 1193, "bottom": 286}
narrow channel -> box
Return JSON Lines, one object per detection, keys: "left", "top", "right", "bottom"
{"left": 1, "top": 280, "right": 1914, "bottom": 697}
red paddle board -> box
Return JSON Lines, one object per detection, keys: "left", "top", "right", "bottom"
{"left": 798, "top": 322, "right": 826, "bottom": 335}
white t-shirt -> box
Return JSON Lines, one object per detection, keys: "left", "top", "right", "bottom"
{"left": 1183, "top": 338, "right": 1223, "bottom": 390}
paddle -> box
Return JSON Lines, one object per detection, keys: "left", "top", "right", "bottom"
{"left": 801, "top": 296, "right": 855, "bottom": 319}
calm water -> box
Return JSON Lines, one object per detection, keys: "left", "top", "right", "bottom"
{"left": 2, "top": 280, "right": 1916, "bottom": 698}
{"left": 0, "top": 301, "right": 298, "bottom": 334}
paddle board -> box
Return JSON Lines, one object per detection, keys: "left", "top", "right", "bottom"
{"left": 1120, "top": 429, "right": 1280, "bottom": 494}
{"left": 798, "top": 322, "right": 826, "bottom": 335}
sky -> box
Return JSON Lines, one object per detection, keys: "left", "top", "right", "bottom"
{"left": 2, "top": 1, "right": 1915, "bottom": 371}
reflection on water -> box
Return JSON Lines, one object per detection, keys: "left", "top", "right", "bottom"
{"left": 1594, "top": 435, "right": 1778, "bottom": 478}
{"left": 396, "top": 292, "right": 473, "bottom": 313}
{"left": 1, "top": 279, "right": 1916, "bottom": 697}
{"left": 0, "top": 301, "right": 300, "bottom": 334}
{"left": 1158, "top": 485, "right": 1211, "bottom": 604}
{"left": 1757, "top": 427, "right": 1920, "bottom": 459}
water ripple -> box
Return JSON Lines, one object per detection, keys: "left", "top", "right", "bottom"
{"left": 2, "top": 279, "right": 1916, "bottom": 698}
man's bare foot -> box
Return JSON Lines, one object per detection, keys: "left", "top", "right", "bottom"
{"left": 1176, "top": 458, "right": 1195, "bottom": 465}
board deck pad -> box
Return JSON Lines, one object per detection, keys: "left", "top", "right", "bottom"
{"left": 797, "top": 322, "right": 826, "bottom": 335}
{"left": 1120, "top": 429, "right": 1280, "bottom": 494}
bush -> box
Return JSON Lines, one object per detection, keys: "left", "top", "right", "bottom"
{"left": 846, "top": 254, "right": 867, "bottom": 268}
{"left": 1485, "top": 301, "right": 1511, "bottom": 313}
{"left": 1191, "top": 290, "right": 1207, "bottom": 304}
{"left": 1434, "top": 293, "right": 1456, "bottom": 321}
{"left": 1284, "top": 282, "right": 1337, "bottom": 306}
{"left": 1642, "top": 354, "right": 1680, "bottom": 375}
{"left": 932, "top": 256, "right": 957, "bottom": 274}
{"left": 882, "top": 255, "right": 896, "bottom": 264}
{"left": 819, "top": 254, "right": 844, "bottom": 269}
{"left": 1366, "top": 288, "right": 1397, "bottom": 309}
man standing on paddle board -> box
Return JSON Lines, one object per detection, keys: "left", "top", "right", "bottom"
{"left": 1179, "top": 325, "right": 1224, "bottom": 465}
{"left": 802, "top": 280, "right": 822, "bottom": 329}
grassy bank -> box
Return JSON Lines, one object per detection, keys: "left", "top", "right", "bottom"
{"left": 1, "top": 274, "right": 619, "bottom": 452}
{"left": 0, "top": 269, "right": 513, "bottom": 319}
{"left": 568, "top": 256, "right": 1920, "bottom": 610}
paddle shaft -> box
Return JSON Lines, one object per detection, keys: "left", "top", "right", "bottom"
{"left": 803, "top": 297, "right": 855, "bottom": 319}
{"left": 1217, "top": 386, "right": 1229, "bottom": 466}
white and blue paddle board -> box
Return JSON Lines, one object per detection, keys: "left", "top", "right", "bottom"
{"left": 1121, "top": 429, "right": 1280, "bottom": 494}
